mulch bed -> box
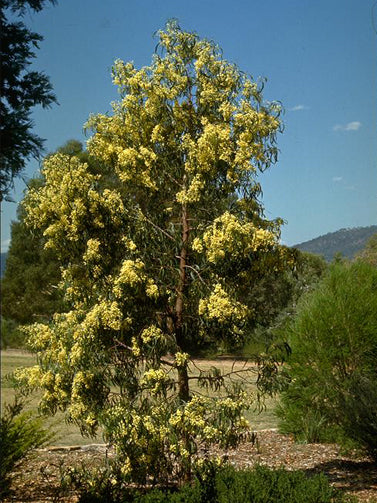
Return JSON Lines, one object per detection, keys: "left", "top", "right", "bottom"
{"left": 4, "top": 430, "right": 377, "bottom": 502}
{"left": 224, "top": 430, "right": 377, "bottom": 502}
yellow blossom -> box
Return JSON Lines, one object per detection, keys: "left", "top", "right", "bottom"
{"left": 199, "top": 284, "right": 248, "bottom": 323}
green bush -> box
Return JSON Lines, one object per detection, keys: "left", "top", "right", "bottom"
{"left": 214, "top": 464, "right": 353, "bottom": 503}
{"left": 339, "top": 373, "right": 377, "bottom": 459}
{"left": 65, "top": 462, "right": 354, "bottom": 502}
{"left": 0, "top": 399, "right": 53, "bottom": 498}
{"left": 276, "top": 261, "right": 377, "bottom": 457}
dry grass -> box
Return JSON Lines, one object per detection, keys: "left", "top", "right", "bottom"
{"left": 1, "top": 350, "right": 99, "bottom": 446}
{"left": 1, "top": 350, "right": 279, "bottom": 447}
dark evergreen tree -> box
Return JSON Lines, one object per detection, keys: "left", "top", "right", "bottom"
{"left": 0, "top": 0, "right": 57, "bottom": 201}
{"left": 1, "top": 195, "right": 63, "bottom": 324}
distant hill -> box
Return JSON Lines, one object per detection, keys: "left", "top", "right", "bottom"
{"left": 294, "top": 226, "right": 377, "bottom": 262}
{"left": 1, "top": 252, "right": 8, "bottom": 278}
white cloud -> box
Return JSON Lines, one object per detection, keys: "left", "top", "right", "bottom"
{"left": 288, "top": 104, "right": 309, "bottom": 112}
{"left": 332, "top": 176, "right": 343, "bottom": 182}
{"left": 1, "top": 239, "right": 10, "bottom": 253}
{"left": 333, "top": 121, "right": 361, "bottom": 132}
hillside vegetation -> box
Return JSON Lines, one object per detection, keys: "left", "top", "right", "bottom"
{"left": 294, "top": 225, "right": 377, "bottom": 262}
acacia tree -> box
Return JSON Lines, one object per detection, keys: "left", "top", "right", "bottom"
{"left": 19, "top": 23, "right": 285, "bottom": 484}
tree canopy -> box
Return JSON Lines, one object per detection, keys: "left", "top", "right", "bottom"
{"left": 19, "top": 22, "right": 287, "bottom": 484}
{"left": 0, "top": 0, "right": 57, "bottom": 201}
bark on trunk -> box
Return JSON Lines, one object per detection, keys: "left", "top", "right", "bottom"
{"left": 175, "top": 203, "right": 192, "bottom": 482}
{"left": 175, "top": 203, "right": 190, "bottom": 403}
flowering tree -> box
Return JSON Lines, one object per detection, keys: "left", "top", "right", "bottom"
{"left": 19, "top": 22, "right": 285, "bottom": 484}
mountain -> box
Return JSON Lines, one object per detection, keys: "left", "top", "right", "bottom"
{"left": 1, "top": 252, "right": 8, "bottom": 278}
{"left": 294, "top": 226, "right": 377, "bottom": 262}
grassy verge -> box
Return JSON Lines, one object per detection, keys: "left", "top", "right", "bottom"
{"left": 1, "top": 350, "right": 278, "bottom": 446}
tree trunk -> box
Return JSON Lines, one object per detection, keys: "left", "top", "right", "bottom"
{"left": 174, "top": 202, "right": 192, "bottom": 482}
{"left": 175, "top": 203, "right": 190, "bottom": 402}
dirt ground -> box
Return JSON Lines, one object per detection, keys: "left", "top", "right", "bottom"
{"left": 4, "top": 430, "right": 377, "bottom": 503}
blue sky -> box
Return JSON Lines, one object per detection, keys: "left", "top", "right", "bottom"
{"left": 1, "top": 0, "right": 376, "bottom": 252}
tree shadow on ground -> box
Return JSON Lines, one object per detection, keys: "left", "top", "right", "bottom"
{"left": 305, "top": 458, "right": 377, "bottom": 498}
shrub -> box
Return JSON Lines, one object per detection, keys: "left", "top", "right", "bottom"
{"left": 339, "top": 373, "right": 377, "bottom": 459}
{"left": 0, "top": 399, "right": 53, "bottom": 499}
{"left": 214, "top": 464, "right": 354, "bottom": 503}
{"left": 276, "top": 261, "right": 377, "bottom": 457}
{"left": 64, "top": 462, "right": 354, "bottom": 503}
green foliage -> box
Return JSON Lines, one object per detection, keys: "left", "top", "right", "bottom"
{"left": 62, "top": 462, "right": 354, "bottom": 503}
{"left": 242, "top": 250, "right": 327, "bottom": 357}
{"left": 338, "top": 373, "right": 377, "bottom": 459}
{"left": 0, "top": 398, "right": 53, "bottom": 499}
{"left": 276, "top": 261, "right": 377, "bottom": 457}
{"left": 0, "top": 316, "right": 25, "bottom": 348}
{"left": 355, "top": 233, "right": 377, "bottom": 268}
{"left": 1, "top": 198, "right": 64, "bottom": 325}
{"left": 0, "top": 0, "right": 57, "bottom": 201}
{"left": 213, "top": 464, "right": 353, "bottom": 503}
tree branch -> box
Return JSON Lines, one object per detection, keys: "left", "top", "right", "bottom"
{"left": 142, "top": 214, "right": 176, "bottom": 241}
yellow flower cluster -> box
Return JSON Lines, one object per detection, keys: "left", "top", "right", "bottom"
{"left": 176, "top": 174, "right": 205, "bottom": 204}
{"left": 192, "top": 211, "right": 276, "bottom": 263}
{"left": 195, "top": 121, "right": 232, "bottom": 174}
{"left": 141, "top": 368, "right": 172, "bottom": 394}
{"left": 145, "top": 279, "right": 159, "bottom": 298}
{"left": 167, "top": 392, "right": 251, "bottom": 447}
{"left": 23, "top": 154, "right": 128, "bottom": 267}
{"left": 114, "top": 259, "right": 145, "bottom": 291}
{"left": 21, "top": 312, "right": 83, "bottom": 376}
{"left": 79, "top": 300, "right": 122, "bottom": 339}
{"left": 121, "top": 236, "right": 138, "bottom": 252}
{"left": 199, "top": 284, "right": 248, "bottom": 323}
{"left": 71, "top": 371, "right": 93, "bottom": 399}
{"left": 140, "top": 325, "right": 165, "bottom": 344}
{"left": 15, "top": 365, "right": 43, "bottom": 388}
{"left": 83, "top": 238, "right": 101, "bottom": 263}
{"left": 113, "top": 259, "right": 159, "bottom": 300}
{"left": 16, "top": 364, "right": 70, "bottom": 411}
{"left": 151, "top": 124, "right": 164, "bottom": 143}
{"left": 175, "top": 352, "right": 190, "bottom": 368}
{"left": 23, "top": 323, "right": 52, "bottom": 351}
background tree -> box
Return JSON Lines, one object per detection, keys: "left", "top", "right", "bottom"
{"left": 19, "top": 22, "right": 286, "bottom": 484}
{"left": 242, "top": 249, "right": 327, "bottom": 355}
{"left": 1, "top": 190, "right": 63, "bottom": 325}
{"left": 1, "top": 140, "right": 91, "bottom": 327}
{"left": 0, "top": 0, "right": 57, "bottom": 201}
